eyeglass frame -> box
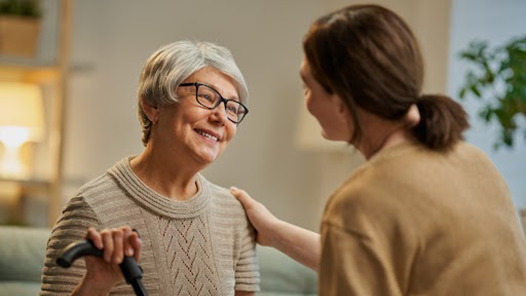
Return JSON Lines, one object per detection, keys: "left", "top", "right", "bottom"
{"left": 179, "top": 82, "right": 249, "bottom": 124}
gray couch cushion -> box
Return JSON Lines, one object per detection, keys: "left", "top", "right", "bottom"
{"left": 0, "top": 227, "right": 317, "bottom": 295}
{"left": 0, "top": 281, "right": 41, "bottom": 296}
{"left": 258, "top": 246, "right": 317, "bottom": 295}
{"left": 0, "top": 226, "right": 50, "bottom": 282}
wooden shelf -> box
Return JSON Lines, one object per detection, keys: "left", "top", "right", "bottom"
{"left": 0, "top": 177, "right": 50, "bottom": 187}
{"left": 0, "top": 65, "right": 60, "bottom": 83}
{"left": 0, "top": 0, "right": 72, "bottom": 227}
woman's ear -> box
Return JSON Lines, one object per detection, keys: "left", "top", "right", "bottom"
{"left": 143, "top": 102, "right": 160, "bottom": 123}
{"left": 332, "top": 94, "right": 348, "bottom": 118}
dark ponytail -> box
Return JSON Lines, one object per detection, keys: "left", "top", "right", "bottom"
{"left": 413, "top": 95, "right": 469, "bottom": 151}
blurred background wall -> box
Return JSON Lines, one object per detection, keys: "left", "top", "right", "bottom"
{"left": 61, "top": 0, "right": 451, "bottom": 231}
{"left": 2, "top": 0, "right": 525, "bottom": 231}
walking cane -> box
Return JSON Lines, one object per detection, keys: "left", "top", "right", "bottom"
{"left": 57, "top": 240, "right": 149, "bottom": 296}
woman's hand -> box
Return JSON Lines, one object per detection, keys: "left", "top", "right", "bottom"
{"left": 230, "top": 187, "right": 282, "bottom": 248}
{"left": 71, "top": 226, "right": 142, "bottom": 295}
{"left": 230, "top": 187, "right": 321, "bottom": 271}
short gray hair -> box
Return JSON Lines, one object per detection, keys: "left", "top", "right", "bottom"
{"left": 137, "top": 40, "right": 249, "bottom": 146}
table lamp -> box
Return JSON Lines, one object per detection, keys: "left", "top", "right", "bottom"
{"left": 0, "top": 82, "right": 45, "bottom": 179}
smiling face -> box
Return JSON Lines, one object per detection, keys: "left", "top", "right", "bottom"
{"left": 299, "top": 57, "right": 351, "bottom": 142}
{"left": 146, "top": 66, "right": 239, "bottom": 167}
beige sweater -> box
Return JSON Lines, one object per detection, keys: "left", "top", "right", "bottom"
{"left": 40, "top": 157, "right": 260, "bottom": 296}
{"left": 319, "top": 141, "right": 526, "bottom": 296}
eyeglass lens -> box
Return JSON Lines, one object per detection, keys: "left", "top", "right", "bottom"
{"left": 196, "top": 84, "right": 247, "bottom": 123}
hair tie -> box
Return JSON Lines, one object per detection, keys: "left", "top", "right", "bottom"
{"left": 406, "top": 104, "right": 421, "bottom": 128}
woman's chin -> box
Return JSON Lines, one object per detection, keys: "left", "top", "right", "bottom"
{"left": 192, "top": 151, "right": 219, "bottom": 166}
{"left": 321, "top": 132, "right": 348, "bottom": 143}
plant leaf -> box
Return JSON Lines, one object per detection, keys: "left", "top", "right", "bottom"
{"left": 470, "top": 84, "right": 482, "bottom": 97}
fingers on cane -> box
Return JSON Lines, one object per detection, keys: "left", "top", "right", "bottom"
{"left": 111, "top": 229, "right": 124, "bottom": 264}
{"left": 100, "top": 230, "right": 114, "bottom": 263}
{"left": 121, "top": 227, "right": 134, "bottom": 258}
{"left": 130, "top": 231, "right": 142, "bottom": 263}
{"left": 86, "top": 227, "right": 103, "bottom": 250}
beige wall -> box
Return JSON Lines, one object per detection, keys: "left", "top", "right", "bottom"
{"left": 59, "top": 0, "right": 451, "bottom": 231}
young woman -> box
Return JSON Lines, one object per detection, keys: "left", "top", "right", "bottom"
{"left": 231, "top": 4, "right": 526, "bottom": 296}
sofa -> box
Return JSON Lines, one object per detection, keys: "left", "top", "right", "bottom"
{"left": 257, "top": 246, "right": 317, "bottom": 296}
{"left": 0, "top": 226, "right": 50, "bottom": 296}
{"left": 0, "top": 226, "right": 317, "bottom": 296}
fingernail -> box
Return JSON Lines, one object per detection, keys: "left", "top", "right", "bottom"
{"left": 230, "top": 186, "right": 238, "bottom": 191}
{"left": 114, "top": 256, "right": 121, "bottom": 264}
{"left": 127, "top": 248, "right": 134, "bottom": 256}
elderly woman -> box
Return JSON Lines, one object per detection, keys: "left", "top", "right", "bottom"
{"left": 40, "top": 41, "right": 259, "bottom": 296}
{"left": 231, "top": 4, "right": 526, "bottom": 296}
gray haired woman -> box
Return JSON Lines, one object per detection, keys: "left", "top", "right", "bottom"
{"left": 40, "top": 41, "right": 259, "bottom": 296}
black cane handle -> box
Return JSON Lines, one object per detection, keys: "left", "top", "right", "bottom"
{"left": 56, "top": 240, "right": 102, "bottom": 268}
{"left": 56, "top": 240, "right": 148, "bottom": 296}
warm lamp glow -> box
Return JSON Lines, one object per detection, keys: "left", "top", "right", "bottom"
{"left": 0, "top": 82, "right": 45, "bottom": 178}
{"left": 0, "top": 82, "right": 45, "bottom": 139}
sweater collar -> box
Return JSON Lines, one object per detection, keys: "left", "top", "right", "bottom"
{"left": 108, "top": 156, "right": 210, "bottom": 219}
{"left": 367, "top": 139, "right": 422, "bottom": 165}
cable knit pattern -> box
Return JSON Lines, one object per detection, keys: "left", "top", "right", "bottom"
{"left": 160, "top": 215, "right": 220, "bottom": 295}
{"left": 40, "top": 157, "right": 260, "bottom": 296}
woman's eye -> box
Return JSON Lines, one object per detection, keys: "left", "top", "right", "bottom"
{"left": 227, "top": 106, "right": 238, "bottom": 113}
{"left": 200, "top": 94, "right": 213, "bottom": 102}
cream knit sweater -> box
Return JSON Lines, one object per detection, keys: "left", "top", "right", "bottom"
{"left": 40, "top": 157, "right": 260, "bottom": 296}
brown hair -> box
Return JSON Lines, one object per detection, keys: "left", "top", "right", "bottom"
{"left": 303, "top": 4, "right": 469, "bottom": 151}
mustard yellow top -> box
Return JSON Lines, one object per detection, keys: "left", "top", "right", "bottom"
{"left": 320, "top": 141, "right": 526, "bottom": 296}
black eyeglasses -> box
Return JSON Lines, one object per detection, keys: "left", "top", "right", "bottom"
{"left": 179, "top": 82, "right": 249, "bottom": 124}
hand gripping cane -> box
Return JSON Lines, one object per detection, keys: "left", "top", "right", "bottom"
{"left": 57, "top": 240, "right": 149, "bottom": 296}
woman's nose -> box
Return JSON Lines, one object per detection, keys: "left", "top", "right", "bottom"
{"left": 210, "top": 102, "right": 228, "bottom": 123}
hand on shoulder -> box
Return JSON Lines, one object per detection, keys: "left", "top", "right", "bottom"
{"left": 230, "top": 187, "right": 283, "bottom": 247}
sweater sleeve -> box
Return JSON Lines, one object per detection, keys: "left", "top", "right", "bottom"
{"left": 40, "top": 196, "right": 102, "bottom": 296}
{"left": 234, "top": 222, "right": 260, "bottom": 291}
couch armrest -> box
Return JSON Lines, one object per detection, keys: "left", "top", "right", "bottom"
{"left": 0, "top": 226, "right": 50, "bottom": 282}
{"left": 258, "top": 246, "right": 317, "bottom": 295}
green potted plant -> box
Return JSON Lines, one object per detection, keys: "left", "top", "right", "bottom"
{"left": 0, "top": 0, "right": 41, "bottom": 57}
{"left": 458, "top": 36, "right": 526, "bottom": 149}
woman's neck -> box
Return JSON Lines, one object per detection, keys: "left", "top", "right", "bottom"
{"left": 375, "top": 129, "right": 413, "bottom": 155}
{"left": 357, "top": 118, "right": 415, "bottom": 160}
{"left": 130, "top": 146, "right": 200, "bottom": 201}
